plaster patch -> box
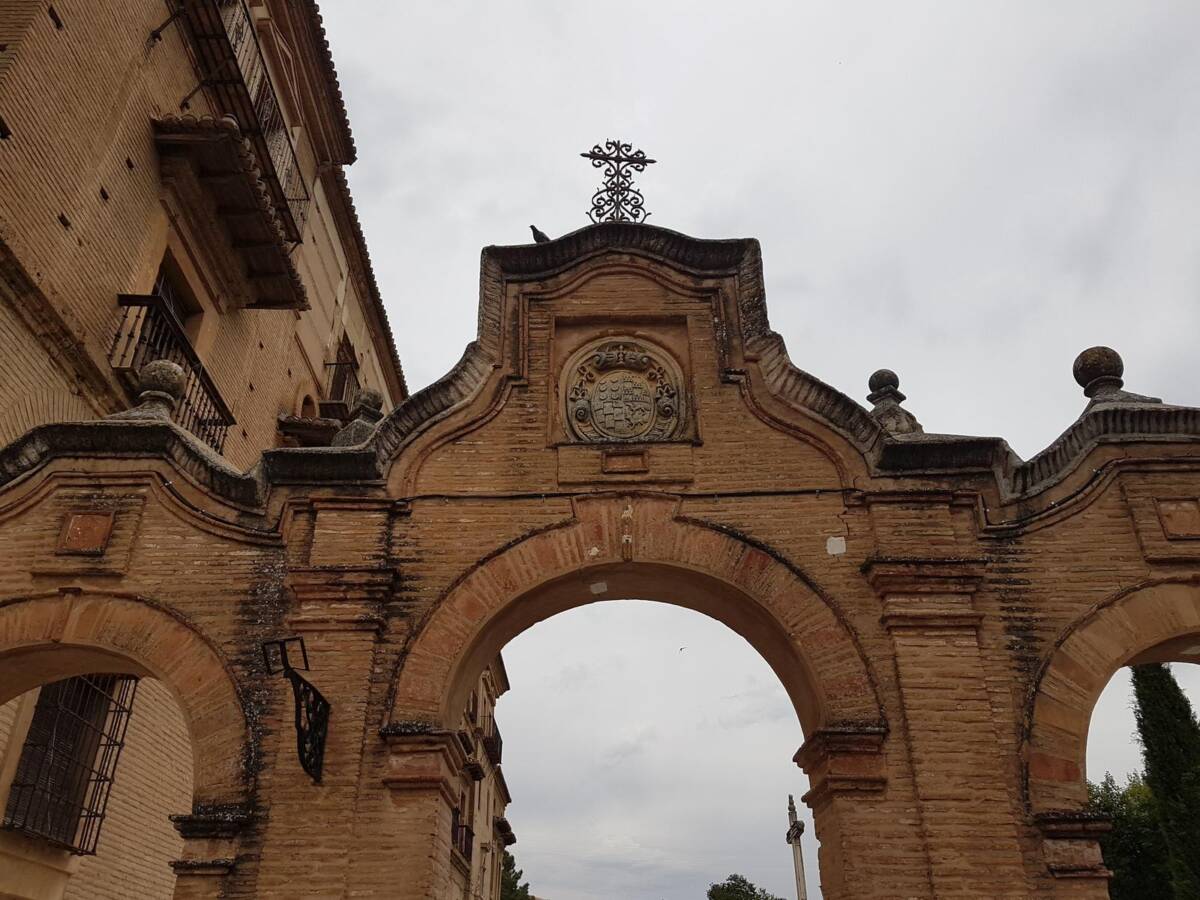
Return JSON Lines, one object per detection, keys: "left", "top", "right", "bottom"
{"left": 826, "top": 536, "right": 847, "bottom": 556}
{"left": 589, "top": 581, "right": 608, "bottom": 595}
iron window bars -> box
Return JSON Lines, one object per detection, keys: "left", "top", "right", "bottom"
{"left": 262, "top": 637, "right": 330, "bottom": 783}
{"left": 2, "top": 675, "right": 139, "bottom": 855}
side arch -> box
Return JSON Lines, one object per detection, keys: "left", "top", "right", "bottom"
{"left": 0, "top": 588, "right": 253, "bottom": 806}
{"left": 389, "top": 494, "right": 884, "bottom": 736}
{"left": 1023, "top": 578, "right": 1200, "bottom": 813}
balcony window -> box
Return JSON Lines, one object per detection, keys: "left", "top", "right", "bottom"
{"left": 319, "top": 333, "right": 360, "bottom": 421}
{"left": 451, "top": 807, "right": 473, "bottom": 862}
{"left": 110, "top": 262, "right": 236, "bottom": 453}
{"left": 480, "top": 714, "right": 503, "bottom": 766}
{"left": 2, "top": 675, "right": 138, "bottom": 855}
{"left": 182, "top": 0, "right": 311, "bottom": 239}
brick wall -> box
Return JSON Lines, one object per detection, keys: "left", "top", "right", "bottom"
{"left": 0, "top": 0, "right": 401, "bottom": 469}
{"left": 64, "top": 678, "right": 193, "bottom": 900}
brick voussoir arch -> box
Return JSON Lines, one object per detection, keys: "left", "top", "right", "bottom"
{"left": 0, "top": 588, "right": 254, "bottom": 807}
{"left": 1023, "top": 576, "right": 1200, "bottom": 813}
{"left": 389, "top": 494, "right": 885, "bottom": 738}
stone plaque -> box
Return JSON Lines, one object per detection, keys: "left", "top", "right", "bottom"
{"left": 563, "top": 339, "right": 686, "bottom": 443}
{"left": 56, "top": 511, "right": 116, "bottom": 556}
{"left": 1156, "top": 498, "right": 1200, "bottom": 538}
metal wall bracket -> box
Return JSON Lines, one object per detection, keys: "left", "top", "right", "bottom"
{"left": 262, "top": 637, "right": 330, "bottom": 783}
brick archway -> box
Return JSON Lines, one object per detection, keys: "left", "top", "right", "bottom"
{"left": 0, "top": 589, "right": 252, "bottom": 808}
{"left": 1024, "top": 578, "right": 1200, "bottom": 815}
{"left": 389, "top": 494, "right": 883, "bottom": 737}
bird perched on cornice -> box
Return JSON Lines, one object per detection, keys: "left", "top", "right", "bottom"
{"left": 530, "top": 225, "right": 551, "bottom": 243}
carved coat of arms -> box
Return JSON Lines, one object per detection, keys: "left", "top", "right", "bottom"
{"left": 563, "top": 339, "right": 685, "bottom": 443}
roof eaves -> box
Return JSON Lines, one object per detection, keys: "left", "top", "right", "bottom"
{"left": 301, "top": 0, "right": 357, "bottom": 164}
{"left": 329, "top": 166, "right": 408, "bottom": 401}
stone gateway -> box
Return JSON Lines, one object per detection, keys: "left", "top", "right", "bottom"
{"left": 1, "top": 223, "right": 1199, "bottom": 899}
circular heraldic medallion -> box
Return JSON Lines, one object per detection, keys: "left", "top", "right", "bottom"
{"left": 563, "top": 338, "right": 685, "bottom": 443}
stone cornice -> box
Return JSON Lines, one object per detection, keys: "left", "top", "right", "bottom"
{"left": 1011, "top": 403, "right": 1200, "bottom": 498}
{"left": 0, "top": 421, "right": 262, "bottom": 507}
{"left": 4, "top": 223, "right": 1200, "bottom": 517}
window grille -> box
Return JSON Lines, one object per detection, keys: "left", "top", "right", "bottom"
{"left": 2, "top": 675, "right": 139, "bottom": 854}
{"left": 329, "top": 333, "right": 360, "bottom": 405}
{"left": 153, "top": 265, "right": 189, "bottom": 327}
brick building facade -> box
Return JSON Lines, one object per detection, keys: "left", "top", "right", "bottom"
{"left": 0, "top": 1, "right": 486, "bottom": 897}
{"left": 0, "top": 217, "right": 1197, "bottom": 897}
{"left": 3, "top": 5, "right": 1200, "bottom": 900}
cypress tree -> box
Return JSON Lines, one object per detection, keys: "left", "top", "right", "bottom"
{"left": 1131, "top": 662, "right": 1200, "bottom": 896}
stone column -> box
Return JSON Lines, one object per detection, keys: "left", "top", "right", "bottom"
{"left": 867, "top": 558, "right": 1029, "bottom": 897}
{"left": 373, "top": 729, "right": 469, "bottom": 900}
{"left": 251, "top": 564, "right": 392, "bottom": 897}
{"left": 793, "top": 725, "right": 901, "bottom": 900}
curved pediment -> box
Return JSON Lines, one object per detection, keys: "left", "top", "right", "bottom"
{"left": 365, "top": 223, "right": 883, "bottom": 494}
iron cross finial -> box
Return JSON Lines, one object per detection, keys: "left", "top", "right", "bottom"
{"left": 580, "top": 140, "right": 657, "bottom": 223}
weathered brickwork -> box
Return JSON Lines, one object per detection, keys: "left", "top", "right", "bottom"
{"left": 0, "top": 222, "right": 1197, "bottom": 899}
{"left": 62, "top": 678, "right": 193, "bottom": 900}
{"left": 0, "top": 0, "right": 404, "bottom": 470}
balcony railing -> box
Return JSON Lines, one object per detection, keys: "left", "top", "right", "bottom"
{"left": 452, "top": 821, "right": 474, "bottom": 861}
{"left": 179, "top": 0, "right": 310, "bottom": 241}
{"left": 110, "top": 295, "right": 236, "bottom": 453}
{"left": 481, "top": 714, "right": 502, "bottom": 766}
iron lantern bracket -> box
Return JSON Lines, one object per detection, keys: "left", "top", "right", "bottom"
{"left": 262, "top": 637, "right": 330, "bottom": 784}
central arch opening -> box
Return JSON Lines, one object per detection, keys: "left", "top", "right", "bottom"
{"left": 430, "top": 558, "right": 842, "bottom": 900}
{"left": 496, "top": 599, "right": 821, "bottom": 899}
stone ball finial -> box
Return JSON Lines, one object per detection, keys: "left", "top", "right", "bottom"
{"left": 868, "top": 369, "right": 900, "bottom": 394}
{"left": 1072, "top": 346, "right": 1124, "bottom": 396}
{"left": 137, "top": 359, "right": 186, "bottom": 401}
{"left": 866, "top": 367, "right": 922, "bottom": 435}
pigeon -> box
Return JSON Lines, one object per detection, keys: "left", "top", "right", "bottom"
{"left": 530, "top": 225, "right": 551, "bottom": 243}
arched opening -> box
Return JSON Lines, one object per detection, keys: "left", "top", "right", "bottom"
{"left": 1025, "top": 581, "right": 1200, "bottom": 887}
{"left": 0, "top": 672, "right": 193, "bottom": 900}
{"left": 439, "top": 562, "right": 835, "bottom": 740}
{"left": 390, "top": 500, "right": 888, "bottom": 900}
{"left": 494, "top": 598, "right": 820, "bottom": 899}
{"left": 1084, "top": 644, "right": 1200, "bottom": 893}
{"left": 0, "top": 592, "right": 252, "bottom": 900}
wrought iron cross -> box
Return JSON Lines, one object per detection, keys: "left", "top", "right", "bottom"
{"left": 580, "top": 140, "right": 657, "bottom": 223}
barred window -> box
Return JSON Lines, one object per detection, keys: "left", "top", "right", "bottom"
{"left": 329, "top": 333, "right": 360, "bottom": 406}
{"left": 2, "top": 674, "right": 138, "bottom": 854}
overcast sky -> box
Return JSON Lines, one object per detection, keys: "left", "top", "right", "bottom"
{"left": 319, "top": 3, "right": 1200, "bottom": 897}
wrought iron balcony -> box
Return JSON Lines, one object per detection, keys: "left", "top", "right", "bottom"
{"left": 481, "top": 714, "right": 502, "bottom": 766}
{"left": 110, "top": 295, "right": 236, "bottom": 453}
{"left": 178, "top": 0, "right": 310, "bottom": 241}
{"left": 452, "top": 821, "right": 474, "bottom": 861}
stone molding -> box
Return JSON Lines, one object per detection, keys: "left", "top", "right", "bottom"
{"left": 380, "top": 728, "right": 468, "bottom": 809}
{"left": 793, "top": 723, "right": 889, "bottom": 807}
{"left": 285, "top": 565, "right": 396, "bottom": 633}
{"left": 863, "top": 557, "right": 988, "bottom": 630}
{"left": 1033, "top": 811, "right": 1113, "bottom": 880}
{"left": 4, "top": 224, "right": 1200, "bottom": 520}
